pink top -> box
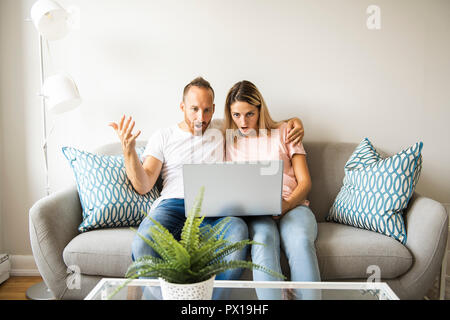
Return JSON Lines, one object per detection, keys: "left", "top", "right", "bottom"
{"left": 225, "top": 122, "right": 309, "bottom": 204}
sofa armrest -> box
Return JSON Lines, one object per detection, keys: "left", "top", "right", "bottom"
{"left": 393, "top": 193, "right": 449, "bottom": 299}
{"left": 29, "top": 185, "right": 82, "bottom": 299}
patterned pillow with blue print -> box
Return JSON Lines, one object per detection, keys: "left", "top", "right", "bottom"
{"left": 62, "top": 147, "right": 160, "bottom": 232}
{"left": 326, "top": 138, "right": 423, "bottom": 244}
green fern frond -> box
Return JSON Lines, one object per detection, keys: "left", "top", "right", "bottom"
{"left": 180, "top": 214, "right": 204, "bottom": 254}
{"left": 107, "top": 274, "right": 139, "bottom": 300}
{"left": 131, "top": 265, "right": 188, "bottom": 283}
{"left": 199, "top": 217, "right": 232, "bottom": 243}
{"left": 180, "top": 186, "right": 205, "bottom": 253}
{"left": 125, "top": 255, "right": 163, "bottom": 277}
{"left": 190, "top": 238, "right": 229, "bottom": 270}
{"left": 205, "top": 240, "right": 258, "bottom": 266}
{"left": 196, "top": 260, "right": 286, "bottom": 282}
{"left": 146, "top": 221, "right": 190, "bottom": 268}
{"left": 134, "top": 255, "right": 163, "bottom": 264}
{"left": 131, "top": 228, "right": 172, "bottom": 262}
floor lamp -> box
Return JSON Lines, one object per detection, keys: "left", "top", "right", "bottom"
{"left": 27, "top": 0, "right": 81, "bottom": 300}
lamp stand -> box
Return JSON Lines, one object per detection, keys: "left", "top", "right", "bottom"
{"left": 26, "top": 33, "right": 55, "bottom": 301}
{"left": 39, "top": 34, "right": 50, "bottom": 197}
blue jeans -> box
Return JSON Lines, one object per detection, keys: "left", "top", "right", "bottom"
{"left": 248, "top": 205, "right": 321, "bottom": 300}
{"left": 131, "top": 198, "right": 249, "bottom": 300}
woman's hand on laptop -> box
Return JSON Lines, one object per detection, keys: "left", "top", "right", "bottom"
{"left": 108, "top": 115, "right": 141, "bottom": 155}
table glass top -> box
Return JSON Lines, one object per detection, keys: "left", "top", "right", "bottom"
{"left": 85, "top": 279, "right": 399, "bottom": 300}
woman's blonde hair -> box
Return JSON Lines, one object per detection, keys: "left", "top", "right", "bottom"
{"left": 224, "top": 80, "right": 279, "bottom": 134}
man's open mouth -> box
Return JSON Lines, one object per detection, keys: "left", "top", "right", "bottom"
{"left": 194, "top": 121, "right": 205, "bottom": 128}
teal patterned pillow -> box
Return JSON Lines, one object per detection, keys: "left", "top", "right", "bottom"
{"left": 62, "top": 147, "right": 160, "bottom": 232}
{"left": 326, "top": 138, "right": 423, "bottom": 244}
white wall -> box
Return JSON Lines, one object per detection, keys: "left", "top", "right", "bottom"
{"left": 1, "top": 0, "right": 449, "bottom": 256}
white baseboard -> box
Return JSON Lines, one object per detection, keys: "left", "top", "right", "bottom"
{"left": 9, "top": 255, "right": 40, "bottom": 277}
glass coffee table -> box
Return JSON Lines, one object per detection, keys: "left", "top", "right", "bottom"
{"left": 85, "top": 278, "right": 399, "bottom": 300}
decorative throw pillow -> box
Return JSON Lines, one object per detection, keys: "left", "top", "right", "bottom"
{"left": 326, "top": 138, "right": 423, "bottom": 244}
{"left": 62, "top": 147, "right": 160, "bottom": 232}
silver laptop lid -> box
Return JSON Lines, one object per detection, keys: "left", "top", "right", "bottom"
{"left": 183, "top": 160, "right": 283, "bottom": 217}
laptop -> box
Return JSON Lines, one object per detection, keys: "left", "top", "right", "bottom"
{"left": 182, "top": 160, "right": 284, "bottom": 217}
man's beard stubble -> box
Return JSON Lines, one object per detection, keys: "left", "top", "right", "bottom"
{"left": 185, "top": 117, "right": 210, "bottom": 136}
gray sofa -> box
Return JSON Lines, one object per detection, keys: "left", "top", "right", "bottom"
{"left": 29, "top": 141, "right": 448, "bottom": 300}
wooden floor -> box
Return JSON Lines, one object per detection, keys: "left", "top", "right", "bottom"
{"left": 0, "top": 276, "right": 43, "bottom": 300}
{"left": 0, "top": 275, "right": 447, "bottom": 300}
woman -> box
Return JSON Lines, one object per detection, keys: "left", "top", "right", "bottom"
{"left": 224, "top": 80, "right": 321, "bottom": 300}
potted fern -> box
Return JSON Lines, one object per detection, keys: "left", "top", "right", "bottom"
{"left": 110, "top": 186, "right": 285, "bottom": 300}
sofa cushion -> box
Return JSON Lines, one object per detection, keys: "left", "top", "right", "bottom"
{"left": 316, "top": 222, "right": 413, "bottom": 280}
{"left": 63, "top": 228, "right": 134, "bottom": 277}
{"left": 326, "top": 138, "right": 423, "bottom": 244}
{"left": 305, "top": 142, "right": 358, "bottom": 223}
{"left": 62, "top": 147, "right": 160, "bottom": 232}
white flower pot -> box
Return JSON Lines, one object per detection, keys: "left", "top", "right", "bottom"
{"left": 159, "top": 275, "right": 215, "bottom": 300}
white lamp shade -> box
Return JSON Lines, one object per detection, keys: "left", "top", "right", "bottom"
{"left": 31, "top": 0, "right": 69, "bottom": 40}
{"left": 42, "top": 74, "right": 81, "bottom": 115}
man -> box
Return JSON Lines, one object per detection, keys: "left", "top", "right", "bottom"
{"left": 109, "top": 77, "right": 304, "bottom": 299}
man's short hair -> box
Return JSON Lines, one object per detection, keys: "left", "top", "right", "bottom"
{"left": 183, "top": 77, "right": 215, "bottom": 102}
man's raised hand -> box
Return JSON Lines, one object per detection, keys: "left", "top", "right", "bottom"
{"left": 108, "top": 115, "right": 141, "bottom": 154}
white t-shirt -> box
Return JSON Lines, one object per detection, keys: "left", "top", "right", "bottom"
{"left": 142, "top": 119, "right": 224, "bottom": 210}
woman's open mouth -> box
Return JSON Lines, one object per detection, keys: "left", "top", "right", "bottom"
{"left": 239, "top": 126, "right": 258, "bottom": 136}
